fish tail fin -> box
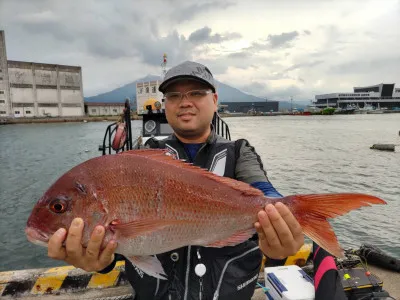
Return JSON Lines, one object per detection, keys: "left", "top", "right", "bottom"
{"left": 282, "top": 193, "right": 386, "bottom": 258}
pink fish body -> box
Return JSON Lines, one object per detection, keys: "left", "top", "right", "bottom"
{"left": 26, "top": 149, "right": 386, "bottom": 279}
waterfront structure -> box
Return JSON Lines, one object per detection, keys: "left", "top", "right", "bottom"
{"left": 219, "top": 101, "right": 279, "bottom": 113}
{"left": 314, "top": 84, "right": 400, "bottom": 110}
{"left": 0, "top": 30, "right": 84, "bottom": 118}
{"left": 136, "top": 80, "right": 164, "bottom": 115}
{"left": 85, "top": 102, "right": 126, "bottom": 116}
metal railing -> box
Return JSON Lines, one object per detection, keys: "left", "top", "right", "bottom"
{"left": 212, "top": 112, "right": 231, "bottom": 140}
{"left": 99, "top": 108, "right": 232, "bottom": 156}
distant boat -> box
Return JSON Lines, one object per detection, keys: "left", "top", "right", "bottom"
{"left": 354, "top": 104, "right": 373, "bottom": 114}
{"left": 367, "top": 103, "right": 388, "bottom": 114}
{"left": 334, "top": 104, "right": 356, "bottom": 115}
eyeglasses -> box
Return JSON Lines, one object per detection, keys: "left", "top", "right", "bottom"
{"left": 163, "top": 90, "right": 213, "bottom": 102}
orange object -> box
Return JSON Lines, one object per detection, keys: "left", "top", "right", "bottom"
{"left": 112, "top": 123, "right": 126, "bottom": 151}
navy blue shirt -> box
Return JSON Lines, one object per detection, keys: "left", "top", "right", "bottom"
{"left": 183, "top": 143, "right": 204, "bottom": 163}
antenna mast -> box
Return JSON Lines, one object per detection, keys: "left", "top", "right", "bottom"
{"left": 161, "top": 53, "right": 167, "bottom": 79}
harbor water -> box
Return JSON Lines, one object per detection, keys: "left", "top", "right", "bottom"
{"left": 0, "top": 114, "right": 399, "bottom": 272}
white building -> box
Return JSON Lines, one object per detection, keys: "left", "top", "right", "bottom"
{"left": 85, "top": 102, "right": 126, "bottom": 116}
{"left": 136, "top": 80, "right": 164, "bottom": 115}
{"left": 314, "top": 83, "right": 400, "bottom": 109}
{"left": 0, "top": 30, "right": 84, "bottom": 118}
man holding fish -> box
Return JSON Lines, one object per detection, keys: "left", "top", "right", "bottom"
{"left": 26, "top": 61, "right": 385, "bottom": 299}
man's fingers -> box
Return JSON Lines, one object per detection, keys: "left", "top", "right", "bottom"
{"left": 48, "top": 228, "right": 67, "bottom": 260}
{"left": 85, "top": 226, "right": 105, "bottom": 262}
{"left": 275, "top": 202, "right": 304, "bottom": 251}
{"left": 99, "top": 241, "right": 117, "bottom": 267}
{"left": 276, "top": 202, "right": 303, "bottom": 237}
{"left": 258, "top": 208, "right": 281, "bottom": 248}
{"left": 65, "top": 218, "right": 84, "bottom": 259}
{"left": 267, "top": 203, "right": 294, "bottom": 247}
{"left": 254, "top": 222, "right": 266, "bottom": 241}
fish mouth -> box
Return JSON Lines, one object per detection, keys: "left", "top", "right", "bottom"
{"left": 25, "top": 227, "right": 49, "bottom": 247}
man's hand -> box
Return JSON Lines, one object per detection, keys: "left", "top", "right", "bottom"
{"left": 47, "top": 218, "right": 117, "bottom": 272}
{"left": 255, "top": 202, "right": 304, "bottom": 259}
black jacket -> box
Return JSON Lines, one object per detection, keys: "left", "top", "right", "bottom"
{"left": 101, "top": 129, "right": 277, "bottom": 300}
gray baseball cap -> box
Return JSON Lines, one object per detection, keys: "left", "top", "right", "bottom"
{"left": 159, "top": 61, "right": 216, "bottom": 93}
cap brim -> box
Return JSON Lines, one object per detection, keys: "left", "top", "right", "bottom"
{"left": 159, "top": 75, "right": 215, "bottom": 93}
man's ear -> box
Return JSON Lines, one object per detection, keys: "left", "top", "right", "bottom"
{"left": 213, "top": 93, "right": 218, "bottom": 112}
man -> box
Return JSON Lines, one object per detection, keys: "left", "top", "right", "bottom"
{"left": 47, "top": 61, "right": 304, "bottom": 299}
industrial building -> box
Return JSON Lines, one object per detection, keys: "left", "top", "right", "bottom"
{"left": 219, "top": 101, "right": 279, "bottom": 113}
{"left": 314, "top": 83, "right": 400, "bottom": 110}
{"left": 85, "top": 102, "right": 126, "bottom": 116}
{"left": 0, "top": 30, "right": 84, "bottom": 118}
{"left": 136, "top": 80, "right": 164, "bottom": 115}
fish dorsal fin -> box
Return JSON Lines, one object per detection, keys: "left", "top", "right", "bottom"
{"left": 119, "top": 149, "right": 264, "bottom": 197}
{"left": 120, "top": 149, "right": 170, "bottom": 157}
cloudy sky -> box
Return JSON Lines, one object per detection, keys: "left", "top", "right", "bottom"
{"left": 1, "top": 0, "right": 399, "bottom": 101}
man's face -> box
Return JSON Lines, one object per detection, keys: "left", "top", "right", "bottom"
{"left": 164, "top": 79, "right": 218, "bottom": 139}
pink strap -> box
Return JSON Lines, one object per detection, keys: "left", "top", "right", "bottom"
{"left": 314, "top": 256, "right": 337, "bottom": 290}
{"left": 313, "top": 246, "right": 320, "bottom": 260}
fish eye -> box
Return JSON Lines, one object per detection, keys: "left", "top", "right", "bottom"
{"left": 49, "top": 199, "right": 68, "bottom": 214}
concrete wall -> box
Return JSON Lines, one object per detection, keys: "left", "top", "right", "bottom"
{"left": 87, "top": 105, "right": 125, "bottom": 116}
{"left": 12, "top": 105, "right": 35, "bottom": 117}
{"left": 88, "top": 107, "right": 100, "bottom": 116}
{"left": 4, "top": 60, "right": 84, "bottom": 118}
{"left": 59, "top": 71, "right": 80, "bottom": 88}
{"left": 0, "top": 31, "right": 11, "bottom": 116}
{"left": 10, "top": 87, "right": 34, "bottom": 103}
{"left": 36, "top": 88, "right": 57, "bottom": 103}
{"left": 8, "top": 67, "right": 34, "bottom": 85}
{"left": 61, "top": 89, "right": 81, "bottom": 103}
{"left": 37, "top": 106, "right": 59, "bottom": 117}
{"left": 35, "top": 69, "right": 57, "bottom": 86}
{"left": 61, "top": 106, "right": 82, "bottom": 116}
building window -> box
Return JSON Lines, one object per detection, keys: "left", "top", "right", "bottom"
{"left": 146, "top": 87, "right": 149, "bottom": 93}
{"left": 0, "top": 91, "right": 4, "bottom": 94}
{"left": 139, "top": 88, "right": 143, "bottom": 94}
{"left": 0, "top": 111, "right": 6, "bottom": 114}
{"left": 15, "top": 111, "right": 20, "bottom": 114}
{"left": 113, "top": 109, "right": 117, "bottom": 112}
{"left": 0, "top": 100, "right": 5, "bottom": 104}
{"left": 0, "top": 77, "right": 3, "bottom": 80}
{"left": 91, "top": 109, "right": 96, "bottom": 113}
{"left": 152, "top": 86, "right": 156, "bottom": 93}
{"left": 26, "top": 110, "right": 31, "bottom": 114}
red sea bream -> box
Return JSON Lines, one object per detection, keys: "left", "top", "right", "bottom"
{"left": 25, "top": 149, "right": 386, "bottom": 279}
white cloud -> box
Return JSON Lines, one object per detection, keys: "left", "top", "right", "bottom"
{"left": 0, "top": 0, "right": 399, "bottom": 99}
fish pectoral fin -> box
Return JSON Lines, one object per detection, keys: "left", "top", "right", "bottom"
{"left": 111, "top": 218, "right": 189, "bottom": 237}
{"left": 128, "top": 255, "right": 168, "bottom": 280}
{"left": 205, "top": 228, "right": 256, "bottom": 248}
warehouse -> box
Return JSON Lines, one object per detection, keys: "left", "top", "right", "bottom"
{"left": 85, "top": 102, "right": 126, "bottom": 116}
{"left": 0, "top": 30, "right": 84, "bottom": 118}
